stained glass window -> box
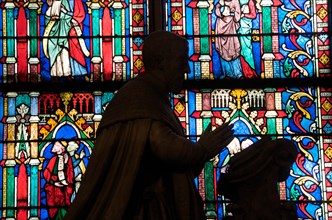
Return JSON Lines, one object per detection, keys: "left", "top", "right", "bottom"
{"left": 165, "top": 0, "right": 331, "bottom": 219}
{"left": 0, "top": 0, "right": 331, "bottom": 219}
{"left": 0, "top": 91, "right": 114, "bottom": 219}
{"left": 0, "top": 0, "right": 148, "bottom": 83}
{"left": 0, "top": 0, "right": 149, "bottom": 219}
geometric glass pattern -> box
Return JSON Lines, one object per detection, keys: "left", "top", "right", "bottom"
{"left": 323, "top": 122, "right": 332, "bottom": 134}
{"left": 326, "top": 170, "right": 332, "bottom": 183}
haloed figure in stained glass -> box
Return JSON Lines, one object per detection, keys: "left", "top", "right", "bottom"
{"left": 43, "top": 0, "right": 90, "bottom": 79}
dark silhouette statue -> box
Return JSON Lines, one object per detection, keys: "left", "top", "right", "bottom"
{"left": 217, "top": 137, "right": 298, "bottom": 220}
{"left": 64, "top": 31, "right": 234, "bottom": 220}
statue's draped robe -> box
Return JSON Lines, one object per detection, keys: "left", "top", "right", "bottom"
{"left": 65, "top": 75, "right": 207, "bottom": 220}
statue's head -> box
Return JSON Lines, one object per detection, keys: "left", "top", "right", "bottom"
{"left": 143, "top": 30, "right": 190, "bottom": 94}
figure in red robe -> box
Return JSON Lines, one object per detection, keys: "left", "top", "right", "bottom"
{"left": 43, "top": 141, "right": 74, "bottom": 219}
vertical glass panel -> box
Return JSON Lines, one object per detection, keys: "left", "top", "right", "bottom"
{"left": 0, "top": 91, "right": 114, "bottom": 219}
{"left": 165, "top": 0, "right": 330, "bottom": 80}
{"left": 165, "top": 0, "right": 331, "bottom": 219}
{"left": 0, "top": 0, "right": 149, "bottom": 83}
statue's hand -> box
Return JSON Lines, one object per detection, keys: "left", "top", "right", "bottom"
{"left": 199, "top": 122, "right": 234, "bottom": 158}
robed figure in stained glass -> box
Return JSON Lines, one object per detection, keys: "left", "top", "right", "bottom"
{"left": 214, "top": 0, "right": 243, "bottom": 78}
{"left": 43, "top": 141, "right": 74, "bottom": 219}
{"left": 214, "top": 0, "right": 257, "bottom": 79}
{"left": 43, "top": 0, "right": 89, "bottom": 78}
{"left": 238, "top": 0, "right": 256, "bottom": 69}
{"left": 67, "top": 141, "right": 88, "bottom": 202}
